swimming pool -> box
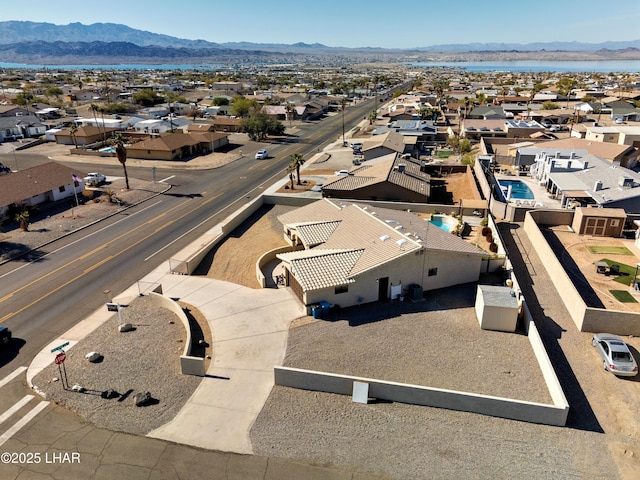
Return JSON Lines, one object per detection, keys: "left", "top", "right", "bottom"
{"left": 99, "top": 146, "right": 116, "bottom": 153}
{"left": 499, "top": 179, "right": 535, "bottom": 200}
{"left": 429, "top": 214, "right": 456, "bottom": 233}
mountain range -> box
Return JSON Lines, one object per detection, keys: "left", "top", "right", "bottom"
{"left": 0, "top": 21, "right": 639, "bottom": 64}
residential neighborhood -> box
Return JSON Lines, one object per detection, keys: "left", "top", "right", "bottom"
{"left": 2, "top": 60, "right": 640, "bottom": 479}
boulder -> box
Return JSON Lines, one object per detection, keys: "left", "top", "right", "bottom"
{"left": 118, "top": 323, "right": 134, "bottom": 332}
{"left": 85, "top": 351, "right": 103, "bottom": 363}
{"left": 133, "top": 391, "right": 153, "bottom": 407}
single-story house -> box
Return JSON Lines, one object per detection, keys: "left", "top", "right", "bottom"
{"left": 532, "top": 150, "right": 640, "bottom": 211}
{"left": 212, "top": 117, "right": 242, "bottom": 132}
{"left": 321, "top": 153, "right": 431, "bottom": 203}
{"left": 361, "top": 131, "right": 410, "bottom": 160}
{"left": 276, "top": 199, "right": 485, "bottom": 309}
{"left": 0, "top": 162, "right": 86, "bottom": 220}
{"left": 54, "top": 125, "right": 120, "bottom": 146}
{"left": 125, "top": 131, "right": 228, "bottom": 160}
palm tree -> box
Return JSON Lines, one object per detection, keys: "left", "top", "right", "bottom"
{"left": 340, "top": 97, "right": 348, "bottom": 145}
{"left": 284, "top": 102, "right": 294, "bottom": 127}
{"left": 289, "top": 153, "right": 305, "bottom": 186}
{"left": 15, "top": 209, "right": 30, "bottom": 231}
{"left": 69, "top": 123, "right": 78, "bottom": 148}
{"left": 113, "top": 133, "right": 130, "bottom": 189}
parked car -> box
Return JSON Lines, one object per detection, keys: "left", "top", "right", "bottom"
{"left": 0, "top": 325, "right": 11, "bottom": 346}
{"left": 615, "top": 117, "right": 625, "bottom": 124}
{"left": 255, "top": 150, "right": 268, "bottom": 159}
{"left": 349, "top": 142, "right": 363, "bottom": 150}
{"left": 83, "top": 172, "right": 106, "bottom": 186}
{"left": 334, "top": 169, "right": 350, "bottom": 176}
{"left": 592, "top": 333, "right": 638, "bottom": 377}
{"left": 549, "top": 125, "right": 563, "bottom": 132}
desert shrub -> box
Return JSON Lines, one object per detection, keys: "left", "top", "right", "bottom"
{"left": 480, "top": 217, "right": 488, "bottom": 226}
{"left": 489, "top": 242, "right": 498, "bottom": 253}
{"left": 481, "top": 226, "right": 491, "bottom": 236}
{"left": 485, "top": 233, "right": 493, "bottom": 243}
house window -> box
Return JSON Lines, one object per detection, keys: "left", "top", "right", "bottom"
{"left": 335, "top": 285, "right": 349, "bottom": 294}
{"left": 59, "top": 185, "right": 66, "bottom": 193}
{"left": 610, "top": 219, "right": 619, "bottom": 227}
{"left": 428, "top": 267, "right": 438, "bottom": 277}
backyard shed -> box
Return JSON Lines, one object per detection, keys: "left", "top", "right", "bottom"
{"left": 571, "top": 207, "right": 626, "bottom": 237}
{"left": 475, "top": 285, "right": 519, "bottom": 332}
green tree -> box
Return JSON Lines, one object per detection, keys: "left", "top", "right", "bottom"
{"left": 46, "top": 86, "right": 63, "bottom": 98}
{"left": 459, "top": 139, "right": 472, "bottom": 154}
{"left": 581, "top": 94, "right": 597, "bottom": 103}
{"left": 461, "top": 152, "right": 476, "bottom": 166}
{"left": 211, "top": 97, "right": 230, "bottom": 106}
{"left": 231, "top": 95, "right": 258, "bottom": 117}
{"left": 367, "top": 109, "right": 377, "bottom": 125}
{"left": 112, "top": 133, "right": 130, "bottom": 190}
{"left": 133, "top": 89, "right": 164, "bottom": 107}
{"left": 241, "top": 109, "right": 284, "bottom": 141}
{"left": 289, "top": 153, "right": 306, "bottom": 186}
{"left": 541, "top": 101, "right": 560, "bottom": 110}
{"left": 556, "top": 77, "right": 577, "bottom": 97}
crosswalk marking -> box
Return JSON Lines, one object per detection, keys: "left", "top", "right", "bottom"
{"left": 0, "top": 366, "right": 27, "bottom": 389}
{"left": 0, "top": 401, "right": 49, "bottom": 448}
{"left": 0, "top": 395, "right": 33, "bottom": 426}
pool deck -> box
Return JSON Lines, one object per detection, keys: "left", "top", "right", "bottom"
{"left": 495, "top": 174, "right": 563, "bottom": 209}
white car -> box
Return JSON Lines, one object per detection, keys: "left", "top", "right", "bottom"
{"left": 334, "top": 169, "right": 350, "bottom": 176}
{"left": 83, "top": 172, "right": 106, "bottom": 186}
{"left": 255, "top": 150, "right": 268, "bottom": 159}
{"left": 592, "top": 333, "right": 638, "bottom": 377}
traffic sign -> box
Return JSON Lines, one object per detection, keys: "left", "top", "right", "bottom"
{"left": 54, "top": 352, "right": 67, "bottom": 365}
{"left": 50, "top": 341, "right": 70, "bottom": 353}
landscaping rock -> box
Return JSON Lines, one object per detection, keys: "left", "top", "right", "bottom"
{"left": 133, "top": 391, "right": 153, "bottom": 407}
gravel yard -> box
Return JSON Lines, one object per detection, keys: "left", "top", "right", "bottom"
{"left": 282, "top": 284, "right": 550, "bottom": 403}
{"left": 32, "top": 295, "right": 202, "bottom": 435}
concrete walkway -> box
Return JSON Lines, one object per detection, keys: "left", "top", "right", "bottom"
{"left": 28, "top": 255, "right": 304, "bottom": 454}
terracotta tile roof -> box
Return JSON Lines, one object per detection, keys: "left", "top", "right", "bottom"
{"left": 0, "top": 162, "right": 86, "bottom": 207}
{"left": 278, "top": 249, "right": 362, "bottom": 290}
{"left": 277, "top": 199, "right": 485, "bottom": 291}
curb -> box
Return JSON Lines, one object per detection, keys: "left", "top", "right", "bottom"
{"left": 0, "top": 183, "right": 173, "bottom": 266}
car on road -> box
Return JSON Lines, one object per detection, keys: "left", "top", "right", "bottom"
{"left": 0, "top": 325, "right": 11, "bottom": 346}
{"left": 334, "top": 169, "right": 350, "bottom": 176}
{"left": 83, "top": 172, "right": 107, "bottom": 186}
{"left": 592, "top": 333, "right": 638, "bottom": 376}
{"left": 255, "top": 150, "right": 268, "bottom": 159}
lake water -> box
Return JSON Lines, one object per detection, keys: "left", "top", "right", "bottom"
{"left": 410, "top": 60, "right": 640, "bottom": 73}
{"left": 0, "top": 59, "right": 639, "bottom": 72}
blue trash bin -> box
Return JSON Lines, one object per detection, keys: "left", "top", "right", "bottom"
{"left": 319, "top": 301, "right": 331, "bottom": 315}
{"left": 311, "top": 305, "right": 322, "bottom": 319}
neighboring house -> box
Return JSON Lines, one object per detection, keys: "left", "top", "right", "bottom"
{"left": 212, "top": 117, "right": 242, "bottom": 132}
{"left": 534, "top": 137, "right": 640, "bottom": 168}
{"left": 606, "top": 100, "right": 640, "bottom": 122}
{"left": 0, "top": 114, "right": 47, "bottom": 140}
{"left": 126, "top": 131, "right": 228, "bottom": 160}
{"left": 321, "top": 152, "right": 430, "bottom": 202}
{"left": 275, "top": 199, "right": 485, "bottom": 309}
{"left": 504, "top": 119, "right": 545, "bottom": 138}
{"left": 467, "top": 106, "right": 507, "bottom": 119}
{"left": 584, "top": 125, "right": 640, "bottom": 149}
{"left": 54, "top": 125, "right": 119, "bottom": 146}
{"left": 462, "top": 119, "right": 507, "bottom": 140}
{"left": 361, "top": 131, "right": 410, "bottom": 160}
{"left": 0, "top": 105, "right": 30, "bottom": 117}
{"left": 531, "top": 150, "right": 640, "bottom": 211}
{"left": 0, "top": 162, "right": 85, "bottom": 219}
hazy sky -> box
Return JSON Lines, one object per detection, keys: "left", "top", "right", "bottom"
{"left": 4, "top": 0, "right": 640, "bottom": 48}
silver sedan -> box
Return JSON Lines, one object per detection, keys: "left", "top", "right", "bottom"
{"left": 592, "top": 333, "right": 638, "bottom": 377}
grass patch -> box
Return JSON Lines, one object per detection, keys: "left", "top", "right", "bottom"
{"left": 610, "top": 290, "right": 638, "bottom": 303}
{"left": 600, "top": 258, "right": 637, "bottom": 286}
{"left": 588, "top": 245, "right": 633, "bottom": 255}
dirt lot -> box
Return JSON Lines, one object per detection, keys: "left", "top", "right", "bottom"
{"left": 546, "top": 226, "right": 640, "bottom": 312}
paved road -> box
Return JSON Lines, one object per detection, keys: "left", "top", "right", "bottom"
{"left": 0, "top": 98, "right": 387, "bottom": 479}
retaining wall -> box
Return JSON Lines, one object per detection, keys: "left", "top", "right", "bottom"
{"left": 149, "top": 291, "right": 205, "bottom": 376}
